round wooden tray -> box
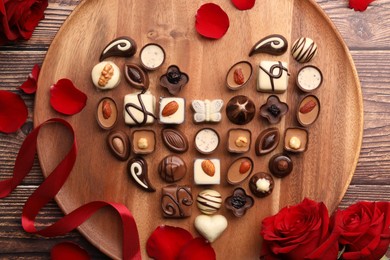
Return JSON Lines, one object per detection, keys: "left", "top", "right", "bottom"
{"left": 34, "top": 0, "right": 363, "bottom": 258}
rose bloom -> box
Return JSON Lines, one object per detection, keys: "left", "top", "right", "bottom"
{"left": 0, "top": 0, "right": 48, "bottom": 45}
{"left": 334, "top": 201, "right": 390, "bottom": 260}
{"left": 260, "top": 198, "right": 339, "bottom": 260}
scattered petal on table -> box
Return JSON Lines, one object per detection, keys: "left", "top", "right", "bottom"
{"left": 0, "top": 90, "right": 28, "bottom": 133}
{"left": 231, "top": 0, "right": 256, "bottom": 10}
{"left": 20, "top": 64, "right": 40, "bottom": 94}
{"left": 349, "top": 0, "right": 375, "bottom": 11}
{"left": 50, "top": 78, "right": 87, "bottom": 115}
{"left": 177, "top": 237, "right": 216, "bottom": 260}
{"left": 195, "top": 3, "right": 230, "bottom": 39}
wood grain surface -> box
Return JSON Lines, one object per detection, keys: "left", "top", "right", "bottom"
{"left": 0, "top": 0, "right": 389, "bottom": 259}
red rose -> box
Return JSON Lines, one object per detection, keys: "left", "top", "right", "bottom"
{"left": 0, "top": 0, "right": 48, "bottom": 45}
{"left": 260, "top": 198, "right": 339, "bottom": 260}
{"left": 333, "top": 201, "right": 390, "bottom": 260}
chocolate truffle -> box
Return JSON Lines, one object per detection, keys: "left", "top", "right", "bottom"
{"left": 269, "top": 153, "right": 293, "bottom": 178}
{"left": 131, "top": 129, "right": 156, "bottom": 155}
{"left": 260, "top": 95, "right": 289, "bottom": 124}
{"left": 140, "top": 43, "right": 165, "bottom": 70}
{"left": 255, "top": 127, "right": 280, "bottom": 155}
{"left": 284, "top": 127, "right": 309, "bottom": 153}
{"left": 257, "top": 61, "right": 290, "bottom": 93}
{"left": 127, "top": 157, "right": 155, "bottom": 192}
{"left": 227, "top": 128, "right": 251, "bottom": 153}
{"left": 194, "top": 159, "right": 220, "bottom": 185}
{"left": 159, "top": 155, "right": 187, "bottom": 183}
{"left": 225, "top": 188, "right": 254, "bottom": 217}
{"left": 297, "top": 95, "right": 320, "bottom": 127}
{"left": 106, "top": 130, "right": 130, "bottom": 161}
{"left": 100, "top": 36, "right": 137, "bottom": 61}
{"left": 91, "top": 61, "right": 121, "bottom": 90}
{"left": 124, "top": 91, "right": 156, "bottom": 126}
{"left": 249, "top": 34, "right": 288, "bottom": 56}
{"left": 124, "top": 63, "right": 149, "bottom": 90}
{"left": 160, "top": 65, "right": 189, "bottom": 95}
{"left": 291, "top": 37, "right": 318, "bottom": 63}
{"left": 161, "top": 184, "right": 193, "bottom": 218}
{"left": 161, "top": 128, "right": 189, "bottom": 153}
{"left": 196, "top": 189, "right": 222, "bottom": 215}
{"left": 249, "top": 172, "right": 274, "bottom": 198}
{"left": 297, "top": 65, "right": 323, "bottom": 92}
{"left": 159, "top": 97, "right": 185, "bottom": 124}
{"left": 226, "top": 61, "right": 253, "bottom": 90}
{"left": 195, "top": 128, "right": 219, "bottom": 154}
{"left": 96, "top": 97, "right": 118, "bottom": 130}
{"left": 192, "top": 99, "right": 224, "bottom": 123}
{"left": 226, "top": 95, "right": 255, "bottom": 125}
{"left": 227, "top": 157, "right": 253, "bottom": 185}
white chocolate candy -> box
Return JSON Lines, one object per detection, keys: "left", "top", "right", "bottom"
{"left": 192, "top": 99, "right": 223, "bottom": 123}
{"left": 196, "top": 189, "right": 222, "bottom": 215}
{"left": 91, "top": 61, "right": 121, "bottom": 90}
{"left": 291, "top": 37, "right": 318, "bottom": 63}
{"left": 159, "top": 97, "right": 185, "bottom": 124}
{"left": 257, "top": 61, "right": 289, "bottom": 93}
{"left": 194, "top": 159, "right": 220, "bottom": 185}
{"left": 256, "top": 178, "right": 271, "bottom": 192}
{"left": 297, "top": 65, "right": 323, "bottom": 92}
{"left": 194, "top": 214, "right": 228, "bottom": 243}
{"left": 140, "top": 43, "right": 165, "bottom": 70}
{"left": 195, "top": 128, "right": 219, "bottom": 154}
{"left": 124, "top": 91, "right": 156, "bottom": 126}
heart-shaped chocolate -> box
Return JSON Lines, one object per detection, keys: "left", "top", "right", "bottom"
{"left": 194, "top": 214, "right": 228, "bottom": 243}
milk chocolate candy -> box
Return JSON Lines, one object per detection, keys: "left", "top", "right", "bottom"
{"left": 226, "top": 61, "right": 253, "bottom": 90}
{"left": 161, "top": 184, "right": 193, "bottom": 218}
{"left": 107, "top": 130, "right": 130, "bottom": 161}
{"left": 159, "top": 155, "right": 187, "bottom": 183}
{"left": 284, "top": 127, "right": 309, "bottom": 153}
{"left": 131, "top": 129, "right": 156, "bottom": 154}
{"left": 161, "top": 128, "right": 189, "bottom": 153}
{"left": 227, "top": 128, "right": 251, "bottom": 153}
{"left": 100, "top": 36, "right": 137, "bottom": 61}
{"left": 96, "top": 97, "right": 118, "bottom": 130}
{"left": 297, "top": 95, "right": 320, "bottom": 127}
{"left": 227, "top": 157, "right": 253, "bottom": 185}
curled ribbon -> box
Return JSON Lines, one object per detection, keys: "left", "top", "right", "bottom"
{"left": 0, "top": 118, "right": 141, "bottom": 260}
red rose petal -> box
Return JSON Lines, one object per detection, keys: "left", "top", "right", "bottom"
{"left": 146, "top": 225, "right": 193, "bottom": 260}
{"left": 50, "top": 78, "right": 87, "bottom": 115}
{"left": 177, "top": 237, "right": 216, "bottom": 260}
{"left": 231, "top": 0, "right": 256, "bottom": 10}
{"left": 349, "top": 0, "right": 375, "bottom": 11}
{"left": 51, "top": 242, "right": 90, "bottom": 260}
{"left": 20, "top": 64, "right": 40, "bottom": 94}
{"left": 0, "top": 90, "right": 28, "bottom": 133}
{"left": 195, "top": 3, "right": 229, "bottom": 39}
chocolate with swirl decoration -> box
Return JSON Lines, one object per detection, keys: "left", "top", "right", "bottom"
{"left": 291, "top": 37, "right": 318, "bottom": 63}
{"left": 100, "top": 36, "right": 137, "bottom": 61}
{"left": 127, "top": 157, "right": 155, "bottom": 192}
{"left": 124, "top": 91, "right": 156, "bottom": 126}
{"left": 161, "top": 184, "right": 193, "bottom": 218}
{"left": 249, "top": 34, "right": 288, "bottom": 56}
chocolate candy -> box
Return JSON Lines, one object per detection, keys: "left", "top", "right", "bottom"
{"left": 269, "top": 153, "right": 293, "bottom": 178}
{"left": 161, "top": 128, "right": 188, "bottom": 153}
{"left": 297, "top": 95, "right": 320, "bottom": 127}
{"left": 195, "top": 128, "right": 219, "bottom": 154}
{"left": 284, "top": 127, "right": 309, "bottom": 153}
{"left": 159, "top": 155, "right": 187, "bottom": 183}
{"left": 227, "top": 157, "right": 253, "bottom": 185}
{"left": 161, "top": 184, "right": 193, "bottom": 218}
{"left": 249, "top": 172, "right": 274, "bottom": 198}
{"left": 297, "top": 65, "right": 323, "bottom": 92}
{"left": 194, "top": 159, "right": 220, "bottom": 185}
{"left": 291, "top": 37, "right": 318, "bottom": 63}
{"left": 140, "top": 43, "right": 165, "bottom": 70}
{"left": 131, "top": 129, "right": 156, "bottom": 154}
{"left": 194, "top": 214, "right": 228, "bottom": 243}
{"left": 192, "top": 99, "right": 223, "bottom": 123}
{"left": 259, "top": 95, "right": 289, "bottom": 124}
{"left": 96, "top": 97, "right": 117, "bottom": 130}
{"left": 106, "top": 130, "right": 130, "bottom": 161}
{"left": 255, "top": 127, "right": 280, "bottom": 155}
{"left": 226, "top": 61, "right": 253, "bottom": 90}
{"left": 249, "top": 34, "right": 288, "bottom": 56}
{"left": 225, "top": 188, "right": 254, "bottom": 217}
{"left": 160, "top": 65, "right": 189, "bottom": 95}
{"left": 91, "top": 61, "right": 121, "bottom": 90}
{"left": 159, "top": 97, "right": 185, "bottom": 124}
{"left": 127, "top": 157, "right": 155, "bottom": 192}
{"left": 196, "top": 189, "right": 222, "bottom": 215}
{"left": 124, "top": 91, "right": 156, "bottom": 126}
{"left": 226, "top": 95, "right": 255, "bottom": 125}
{"left": 124, "top": 63, "right": 149, "bottom": 90}
{"left": 227, "top": 128, "right": 251, "bottom": 153}
{"left": 257, "top": 61, "right": 290, "bottom": 93}
{"left": 100, "top": 36, "right": 137, "bottom": 61}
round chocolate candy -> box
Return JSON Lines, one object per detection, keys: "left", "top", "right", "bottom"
{"left": 226, "top": 95, "right": 255, "bottom": 125}
{"left": 296, "top": 65, "right": 323, "bottom": 92}
{"left": 91, "top": 61, "right": 121, "bottom": 90}
{"left": 269, "top": 154, "right": 293, "bottom": 178}
{"left": 158, "top": 155, "right": 187, "bottom": 183}
{"left": 291, "top": 37, "right": 318, "bottom": 63}
{"left": 194, "top": 128, "right": 219, "bottom": 154}
{"left": 140, "top": 43, "right": 165, "bottom": 70}
{"left": 196, "top": 189, "right": 222, "bottom": 215}
{"left": 249, "top": 172, "right": 274, "bottom": 198}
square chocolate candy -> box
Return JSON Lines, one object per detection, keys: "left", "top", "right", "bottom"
{"left": 131, "top": 130, "right": 156, "bottom": 154}
{"left": 161, "top": 184, "right": 193, "bottom": 218}
{"left": 228, "top": 128, "right": 251, "bottom": 153}
{"left": 194, "top": 159, "right": 220, "bottom": 185}
{"left": 124, "top": 91, "right": 156, "bottom": 125}
{"left": 159, "top": 97, "right": 185, "bottom": 124}
{"left": 257, "top": 61, "right": 290, "bottom": 93}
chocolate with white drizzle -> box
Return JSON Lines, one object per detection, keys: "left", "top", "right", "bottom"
{"left": 161, "top": 184, "right": 193, "bottom": 218}
{"left": 291, "top": 37, "right": 318, "bottom": 63}
{"left": 100, "top": 36, "right": 137, "bottom": 61}
{"left": 127, "top": 157, "right": 155, "bottom": 192}
{"left": 249, "top": 34, "right": 288, "bottom": 56}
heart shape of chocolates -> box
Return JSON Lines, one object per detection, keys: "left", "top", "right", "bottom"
{"left": 194, "top": 214, "right": 228, "bottom": 243}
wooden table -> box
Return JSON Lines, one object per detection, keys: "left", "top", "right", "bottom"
{"left": 0, "top": 0, "right": 389, "bottom": 258}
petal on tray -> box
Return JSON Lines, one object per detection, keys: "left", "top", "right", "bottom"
{"left": 0, "top": 90, "right": 28, "bottom": 133}
{"left": 195, "top": 3, "right": 229, "bottom": 39}
{"left": 51, "top": 242, "right": 90, "bottom": 260}
{"left": 177, "top": 237, "right": 216, "bottom": 260}
{"left": 146, "top": 225, "right": 193, "bottom": 260}
{"left": 231, "top": 0, "right": 256, "bottom": 10}
{"left": 50, "top": 78, "right": 87, "bottom": 115}
{"left": 20, "top": 64, "right": 40, "bottom": 94}
{"left": 349, "top": 0, "right": 375, "bottom": 11}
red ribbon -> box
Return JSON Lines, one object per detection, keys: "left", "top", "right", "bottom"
{"left": 0, "top": 118, "right": 141, "bottom": 260}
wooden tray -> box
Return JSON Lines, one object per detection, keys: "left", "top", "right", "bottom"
{"left": 34, "top": 0, "right": 363, "bottom": 259}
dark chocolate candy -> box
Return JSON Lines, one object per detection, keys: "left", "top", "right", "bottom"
{"left": 127, "top": 157, "right": 155, "bottom": 192}
{"left": 161, "top": 184, "right": 193, "bottom": 218}
{"left": 161, "top": 128, "right": 189, "bottom": 153}
{"left": 159, "top": 155, "right": 187, "bottom": 183}
{"left": 259, "top": 95, "right": 288, "bottom": 124}
{"left": 106, "top": 130, "right": 130, "bottom": 161}
{"left": 100, "top": 36, "right": 137, "bottom": 61}
{"left": 124, "top": 63, "right": 149, "bottom": 90}
{"left": 255, "top": 127, "right": 280, "bottom": 156}
{"left": 225, "top": 187, "right": 254, "bottom": 217}
{"left": 269, "top": 153, "right": 293, "bottom": 178}
{"left": 249, "top": 172, "right": 274, "bottom": 198}
{"left": 249, "top": 34, "right": 288, "bottom": 56}
{"left": 160, "top": 65, "right": 189, "bottom": 95}
{"left": 226, "top": 95, "right": 256, "bottom": 125}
